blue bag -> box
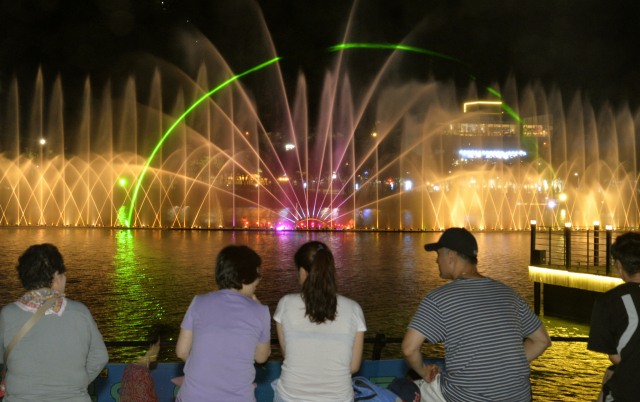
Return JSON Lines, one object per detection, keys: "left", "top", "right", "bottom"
{"left": 353, "top": 377, "right": 401, "bottom": 402}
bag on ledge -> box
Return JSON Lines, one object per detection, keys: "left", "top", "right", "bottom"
{"left": 353, "top": 377, "right": 401, "bottom": 402}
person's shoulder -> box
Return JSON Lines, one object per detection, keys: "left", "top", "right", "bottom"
{"left": 64, "top": 298, "right": 92, "bottom": 315}
{"left": 337, "top": 294, "right": 361, "bottom": 308}
{"left": 598, "top": 282, "right": 640, "bottom": 303}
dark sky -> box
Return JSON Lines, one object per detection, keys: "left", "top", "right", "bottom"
{"left": 0, "top": 0, "right": 639, "bottom": 109}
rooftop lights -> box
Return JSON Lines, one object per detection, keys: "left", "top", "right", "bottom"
{"left": 463, "top": 101, "right": 502, "bottom": 113}
{"left": 458, "top": 149, "right": 526, "bottom": 160}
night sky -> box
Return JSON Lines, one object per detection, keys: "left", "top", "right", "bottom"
{"left": 0, "top": 0, "right": 639, "bottom": 111}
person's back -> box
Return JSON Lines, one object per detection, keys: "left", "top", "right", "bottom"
{"left": 275, "top": 293, "right": 365, "bottom": 401}
{"left": 178, "top": 290, "right": 269, "bottom": 401}
{"left": 273, "top": 241, "right": 366, "bottom": 402}
{"left": 588, "top": 231, "right": 640, "bottom": 402}
{"left": 410, "top": 278, "right": 539, "bottom": 401}
{"left": 0, "top": 299, "right": 108, "bottom": 402}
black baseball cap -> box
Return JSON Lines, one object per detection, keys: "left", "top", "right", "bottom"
{"left": 424, "top": 227, "right": 478, "bottom": 259}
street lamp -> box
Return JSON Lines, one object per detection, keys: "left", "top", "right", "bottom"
{"left": 39, "top": 139, "right": 46, "bottom": 145}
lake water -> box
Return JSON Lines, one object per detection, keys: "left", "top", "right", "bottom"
{"left": 0, "top": 228, "right": 609, "bottom": 401}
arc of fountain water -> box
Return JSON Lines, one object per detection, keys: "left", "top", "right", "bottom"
{"left": 126, "top": 57, "right": 282, "bottom": 227}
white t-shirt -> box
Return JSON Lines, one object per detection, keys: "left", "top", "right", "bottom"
{"left": 273, "top": 293, "right": 367, "bottom": 402}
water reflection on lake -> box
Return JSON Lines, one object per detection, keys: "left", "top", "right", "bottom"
{"left": 0, "top": 228, "right": 609, "bottom": 401}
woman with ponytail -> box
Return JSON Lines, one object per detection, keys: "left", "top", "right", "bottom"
{"left": 273, "top": 241, "right": 366, "bottom": 402}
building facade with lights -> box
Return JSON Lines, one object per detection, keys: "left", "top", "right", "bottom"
{"left": 439, "top": 101, "right": 552, "bottom": 172}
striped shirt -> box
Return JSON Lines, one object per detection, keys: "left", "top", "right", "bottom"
{"left": 409, "top": 278, "right": 541, "bottom": 402}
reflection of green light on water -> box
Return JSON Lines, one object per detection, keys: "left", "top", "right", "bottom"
{"left": 120, "top": 179, "right": 126, "bottom": 187}
{"left": 127, "top": 56, "right": 282, "bottom": 227}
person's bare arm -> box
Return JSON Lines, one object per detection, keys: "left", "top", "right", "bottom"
{"left": 276, "top": 321, "right": 285, "bottom": 357}
{"left": 176, "top": 328, "right": 193, "bottom": 362}
{"left": 523, "top": 325, "right": 552, "bottom": 362}
{"left": 402, "top": 328, "right": 441, "bottom": 382}
{"left": 350, "top": 331, "right": 365, "bottom": 374}
{"left": 609, "top": 354, "right": 621, "bottom": 365}
{"left": 255, "top": 341, "right": 271, "bottom": 363}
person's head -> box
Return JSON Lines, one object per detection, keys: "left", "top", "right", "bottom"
{"left": 424, "top": 228, "right": 478, "bottom": 278}
{"left": 16, "top": 244, "right": 67, "bottom": 292}
{"left": 215, "top": 245, "right": 261, "bottom": 296}
{"left": 611, "top": 232, "right": 640, "bottom": 279}
{"left": 294, "top": 241, "right": 337, "bottom": 323}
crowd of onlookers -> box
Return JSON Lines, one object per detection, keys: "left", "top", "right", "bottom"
{"left": 0, "top": 228, "right": 638, "bottom": 401}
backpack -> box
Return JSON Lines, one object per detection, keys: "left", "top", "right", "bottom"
{"left": 353, "top": 377, "right": 402, "bottom": 402}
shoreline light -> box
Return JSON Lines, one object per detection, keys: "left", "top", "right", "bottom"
{"left": 458, "top": 149, "right": 526, "bottom": 160}
{"left": 606, "top": 225, "right": 613, "bottom": 230}
{"left": 530, "top": 220, "right": 536, "bottom": 225}
{"left": 529, "top": 266, "right": 623, "bottom": 293}
{"left": 565, "top": 222, "right": 572, "bottom": 228}
{"left": 463, "top": 101, "right": 503, "bottom": 113}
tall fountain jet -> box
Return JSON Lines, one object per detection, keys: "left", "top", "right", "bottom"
{"left": 1, "top": 7, "right": 638, "bottom": 231}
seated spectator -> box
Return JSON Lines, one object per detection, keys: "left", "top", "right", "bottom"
{"left": 402, "top": 228, "right": 551, "bottom": 401}
{"left": 119, "top": 325, "right": 171, "bottom": 402}
{"left": 273, "top": 241, "right": 366, "bottom": 402}
{"left": 175, "top": 245, "right": 270, "bottom": 402}
{"left": 0, "top": 244, "right": 109, "bottom": 402}
{"left": 588, "top": 232, "right": 640, "bottom": 402}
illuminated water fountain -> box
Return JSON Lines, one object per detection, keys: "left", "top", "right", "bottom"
{"left": 1, "top": 21, "right": 639, "bottom": 230}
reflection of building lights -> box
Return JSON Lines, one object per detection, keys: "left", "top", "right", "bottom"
{"left": 547, "top": 200, "right": 556, "bottom": 208}
{"left": 404, "top": 180, "right": 412, "bottom": 191}
{"left": 458, "top": 149, "right": 526, "bottom": 159}
{"left": 285, "top": 144, "right": 295, "bottom": 151}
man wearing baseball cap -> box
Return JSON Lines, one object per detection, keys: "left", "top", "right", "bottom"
{"left": 401, "top": 228, "right": 552, "bottom": 402}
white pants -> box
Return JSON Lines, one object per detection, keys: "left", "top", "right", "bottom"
{"left": 414, "top": 374, "right": 446, "bottom": 402}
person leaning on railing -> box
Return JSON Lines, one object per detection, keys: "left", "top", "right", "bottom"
{"left": 175, "top": 245, "right": 271, "bottom": 402}
{"left": 272, "top": 241, "right": 366, "bottom": 402}
{"left": 0, "top": 244, "right": 109, "bottom": 402}
{"left": 588, "top": 232, "right": 640, "bottom": 402}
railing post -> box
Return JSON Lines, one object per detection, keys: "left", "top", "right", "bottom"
{"left": 606, "top": 225, "right": 613, "bottom": 276}
{"left": 371, "top": 333, "right": 386, "bottom": 361}
{"left": 594, "top": 222, "right": 600, "bottom": 266}
{"left": 549, "top": 227, "right": 552, "bottom": 263}
{"left": 530, "top": 220, "right": 537, "bottom": 265}
{"left": 530, "top": 220, "right": 541, "bottom": 314}
{"left": 564, "top": 223, "right": 572, "bottom": 268}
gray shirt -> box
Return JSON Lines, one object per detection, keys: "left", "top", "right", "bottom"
{"left": 0, "top": 298, "right": 109, "bottom": 402}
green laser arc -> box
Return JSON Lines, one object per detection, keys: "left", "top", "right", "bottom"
{"left": 126, "top": 57, "right": 281, "bottom": 227}
{"left": 127, "top": 43, "right": 524, "bottom": 227}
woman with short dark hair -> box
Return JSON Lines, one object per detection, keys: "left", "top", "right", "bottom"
{"left": 0, "top": 244, "right": 109, "bottom": 402}
{"left": 175, "top": 245, "right": 271, "bottom": 402}
{"left": 273, "top": 241, "right": 366, "bottom": 402}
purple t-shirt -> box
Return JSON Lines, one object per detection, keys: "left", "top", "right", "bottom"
{"left": 178, "top": 290, "right": 271, "bottom": 402}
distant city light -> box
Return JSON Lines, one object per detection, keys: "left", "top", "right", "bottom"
{"left": 355, "top": 183, "right": 359, "bottom": 190}
{"left": 390, "top": 182, "right": 394, "bottom": 190}
{"left": 559, "top": 194, "right": 567, "bottom": 201}
{"left": 458, "top": 149, "right": 526, "bottom": 160}
{"left": 120, "top": 179, "right": 126, "bottom": 187}
{"left": 303, "top": 182, "right": 307, "bottom": 189}
{"left": 285, "top": 144, "right": 295, "bottom": 151}
{"left": 39, "top": 139, "right": 46, "bottom": 145}
{"left": 548, "top": 200, "right": 556, "bottom": 208}
{"left": 404, "top": 180, "right": 412, "bottom": 191}
{"left": 332, "top": 172, "right": 337, "bottom": 179}
{"left": 434, "top": 185, "right": 440, "bottom": 191}
{"left": 371, "top": 132, "right": 377, "bottom": 137}
{"left": 364, "top": 171, "right": 368, "bottom": 175}
{"left": 565, "top": 222, "right": 572, "bottom": 228}
{"left": 606, "top": 225, "right": 613, "bottom": 230}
